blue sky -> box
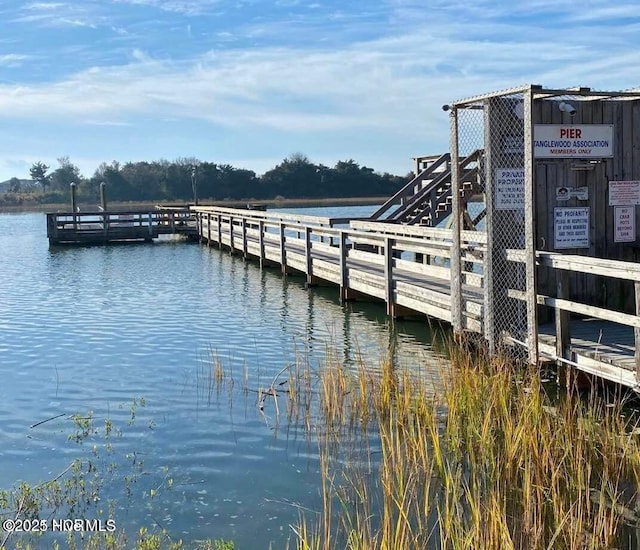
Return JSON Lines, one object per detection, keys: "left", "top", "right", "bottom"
{"left": 1, "top": 0, "right": 640, "bottom": 182}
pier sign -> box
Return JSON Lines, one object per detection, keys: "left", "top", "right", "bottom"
{"left": 614, "top": 206, "right": 636, "bottom": 243}
{"left": 495, "top": 168, "right": 524, "bottom": 210}
{"left": 534, "top": 125, "right": 613, "bottom": 158}
{"left": 609, "top": 181, "right": 640, "bottom": 206}
{"left": 554, "top": 207, "right": 590, "bottom": 249}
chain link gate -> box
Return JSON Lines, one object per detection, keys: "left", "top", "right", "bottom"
{"left": 449, "top": 86, "right": 539, "bottom": 363}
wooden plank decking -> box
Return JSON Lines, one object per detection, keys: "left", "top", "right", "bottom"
{"left": 538, "top": 319, "right": 637, "bottom": 387}
{"left": 193, "top": 206, "right": 640, "bottom": 391}
{"left": 46, "top": 209, "right": 197, "bottom": 245}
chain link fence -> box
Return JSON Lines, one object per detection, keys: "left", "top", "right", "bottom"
{"left": 451, "top": 88, "right": 531, "bottom": 356}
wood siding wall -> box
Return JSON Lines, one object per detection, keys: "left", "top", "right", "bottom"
{"left": 533, "top": 98, "right": 640, "bottom": 316}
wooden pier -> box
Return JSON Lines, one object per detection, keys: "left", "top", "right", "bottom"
{"left": 46, "top": 208, "right": 197, "bottom": 245}
{"left": 192, "top": 206, "right": 640, "bottom": 391}
{"left": 43, "top": 84, "right": 640, "bottom": 392}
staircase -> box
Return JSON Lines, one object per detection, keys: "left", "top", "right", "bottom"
{"left": 370, "top": 150, "right": 483, "bottom": 226}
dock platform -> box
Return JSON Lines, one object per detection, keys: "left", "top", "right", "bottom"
{"left": 46, "top": 209, "right": 197, "bottom": 245}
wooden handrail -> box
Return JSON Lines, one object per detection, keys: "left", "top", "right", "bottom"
{"left": 369, "top": 153, "right": 451, "bottom": 220}
{"left": 504, "top": 249, "right": 640, "bottom": 283}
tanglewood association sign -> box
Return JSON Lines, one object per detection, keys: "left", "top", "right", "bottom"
{"left": 534, "top": 125, "right": 613, "bottom": 158}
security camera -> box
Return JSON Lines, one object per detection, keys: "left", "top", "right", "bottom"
{"left": 558, "top": 102, "right": 576, "bottom": 116}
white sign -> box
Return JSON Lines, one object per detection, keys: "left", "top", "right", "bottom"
{"left": 554, "top": 207, "right": 590, "bottom": 249}
{"left": 609, "top": 181, "right": 640, "bottom": 206}
{"left": 614, "top": 206, "right": 635, "bottom": 243}
{"left": 495, "top": 168, "right": 524, "bottom": 210}
{"left": 556, "top": 186, "right": 588, "bottom": 201}
{"left": 534, "top": 125, "right": 613, "bottom": 158}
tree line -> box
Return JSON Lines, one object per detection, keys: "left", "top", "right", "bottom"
{"left": 1, "top": 154, "right": 409, "bottom": 206}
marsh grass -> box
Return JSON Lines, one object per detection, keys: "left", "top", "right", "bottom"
{"left": 256, "top": 341, "right": 640, "bottom": 550}
{"left": 9, "top": 342, "right": 640, "bottom": 549}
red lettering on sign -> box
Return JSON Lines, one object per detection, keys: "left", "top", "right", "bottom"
{"left": 560, "top": 128, "right": 582, "bottom": 139}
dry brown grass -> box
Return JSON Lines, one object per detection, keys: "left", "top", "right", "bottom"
{"left": 284, "top": 342, "right": 640, "bottom": 550}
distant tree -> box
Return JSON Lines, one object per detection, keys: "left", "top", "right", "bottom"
{"left": 261, "top": 154, "right": 320, "bottom": 198}
{"left": 29, "top": 162, "right": 50, "bottom": 192}
{"left": 121, "top": 161, "right": 165, "bottom": 201}
{"left": 8, "top": 177, "right": 21, "bottom": 193}
{"left": 49, "top": 156, "right": 83, "bottom": 192}
{"left": 91, "top": 161, "right": 135, "bottom": 201}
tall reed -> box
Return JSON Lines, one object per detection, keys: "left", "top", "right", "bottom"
{"left": 291, "top": 340, "right": 640, "bottom": 549}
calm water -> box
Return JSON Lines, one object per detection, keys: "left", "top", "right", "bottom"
{"left": 0, "top": 207, "right": 446, "bottom": 548}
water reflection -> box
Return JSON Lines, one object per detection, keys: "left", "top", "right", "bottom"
{"left": 0, "top": 210, "right": 447, "bottom": 548}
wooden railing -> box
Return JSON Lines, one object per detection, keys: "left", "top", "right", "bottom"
{"left": 47, "top": 208, "right": 194, "bottom": 244}
{"left": 193, "top": 207, "right": 485, "bottom": 331}
{"left": 369, "top": 153, "right": 451, "bottom": 221}
{"left": 194, "top": 206, "right": 640, "bottom": 388}
{"left": 506, "top": 249, "right": 640, "bottom": 378}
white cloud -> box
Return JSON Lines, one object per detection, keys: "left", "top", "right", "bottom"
{"left": 111, "top": 0, "right": 223, "bottom": 16}
{"left": 0, "top": 54, "right": 31, "bottom": 67}
{"left": 24, "top": 2, "right": 68, "bottom": 9}
{"left": 1, "top": 16, "right": 639, "bottom": 135}
{"left": 2, "top": 0, "right": 640, "bottom": 181}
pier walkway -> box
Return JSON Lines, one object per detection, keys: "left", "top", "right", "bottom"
{"left": 193, "top": 206, "right": 640, "bottom": 391}
{"left": 46, "top": 208, "right": 196, "bottom": 245}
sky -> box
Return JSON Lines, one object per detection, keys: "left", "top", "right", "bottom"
{"left": 1, "top": 0, "right": 640, "bottom": 182}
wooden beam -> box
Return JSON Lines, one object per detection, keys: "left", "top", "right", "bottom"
{"left": 339, "top": 231, "right": 349, "bottom": 301}
{"left": 556, "top": 270, "right": 571, "bottom": 362}
{"left": 635, "top": 281, "right": 640, "bottom": 384}
{"left": 305, "top": 226, "right": 314, "bottom": 286}
{"left": 384, "top": 237, "right": 394, "bottom": 316}
{"left": 524, "top": 86, "right": 539, "bottom": 365}
{"left": 450, "top": 106, "right": 463, "bottom": 333}
{"left": 242, "top": 218, "right": 248, "bottom": 259}
{"left": 279, "top": 223, "right": 287, "bottom": 275}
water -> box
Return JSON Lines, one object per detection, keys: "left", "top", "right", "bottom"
{"left": 0, "top": 208, "right": 446, "bottom": 548}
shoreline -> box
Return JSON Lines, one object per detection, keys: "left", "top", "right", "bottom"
{"left": 0, "top": 196, "right": 386, "bottom": 214}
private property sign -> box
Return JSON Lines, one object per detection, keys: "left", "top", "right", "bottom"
{"left": 534, "top": 125, "right": 613, "bottom": 158}
{"left": 495, "top": 168, "right": 524, "bottom": 210}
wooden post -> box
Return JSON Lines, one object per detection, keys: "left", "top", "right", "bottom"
{"left": 384, "top": 237, "right": 395, "bottom": 316}
{"left": 450, "top": 107, "right": 463, "bottom": 332}
{"left": 339, "top": 231, "right": 348, "bottom": 301}
{"left": 524, "top": 86, "right": 539, "bottom": 365}
{"left": 46, "top": 214, "right": 56, "bottom": 243}
{"left": 635, "top": 281, "right": 640, "bottom": 384}
{"left": 242, "top": 218, "right": 247, "bottom": 259}
{"left": 100, "top": 182, "right": 107, "bottom": 211}
{"left": 207, "top": 213, "right": 212, "bottom": 246}
{"left": 148, "top": 212, "right": 153, "bottom": 238}
{"left": 280, "top": 223, "right": 287, "bottom": 275}
{"left": 70, "top": 183, "right": 77, "bottom": 231}
{"left": 259, "top": 220, "right": 265, "bottom": 268}
{"left": 556, "top": 269, "right": 571, "bottom": 362}
{"left": 229, "top": 216, "right": 235, "bottom": 253}
{"left": 217, "top": 214, "right": 222, "bottom": 249}
{"left": 305, "top": 226, "right": 314, "bottom": 286}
